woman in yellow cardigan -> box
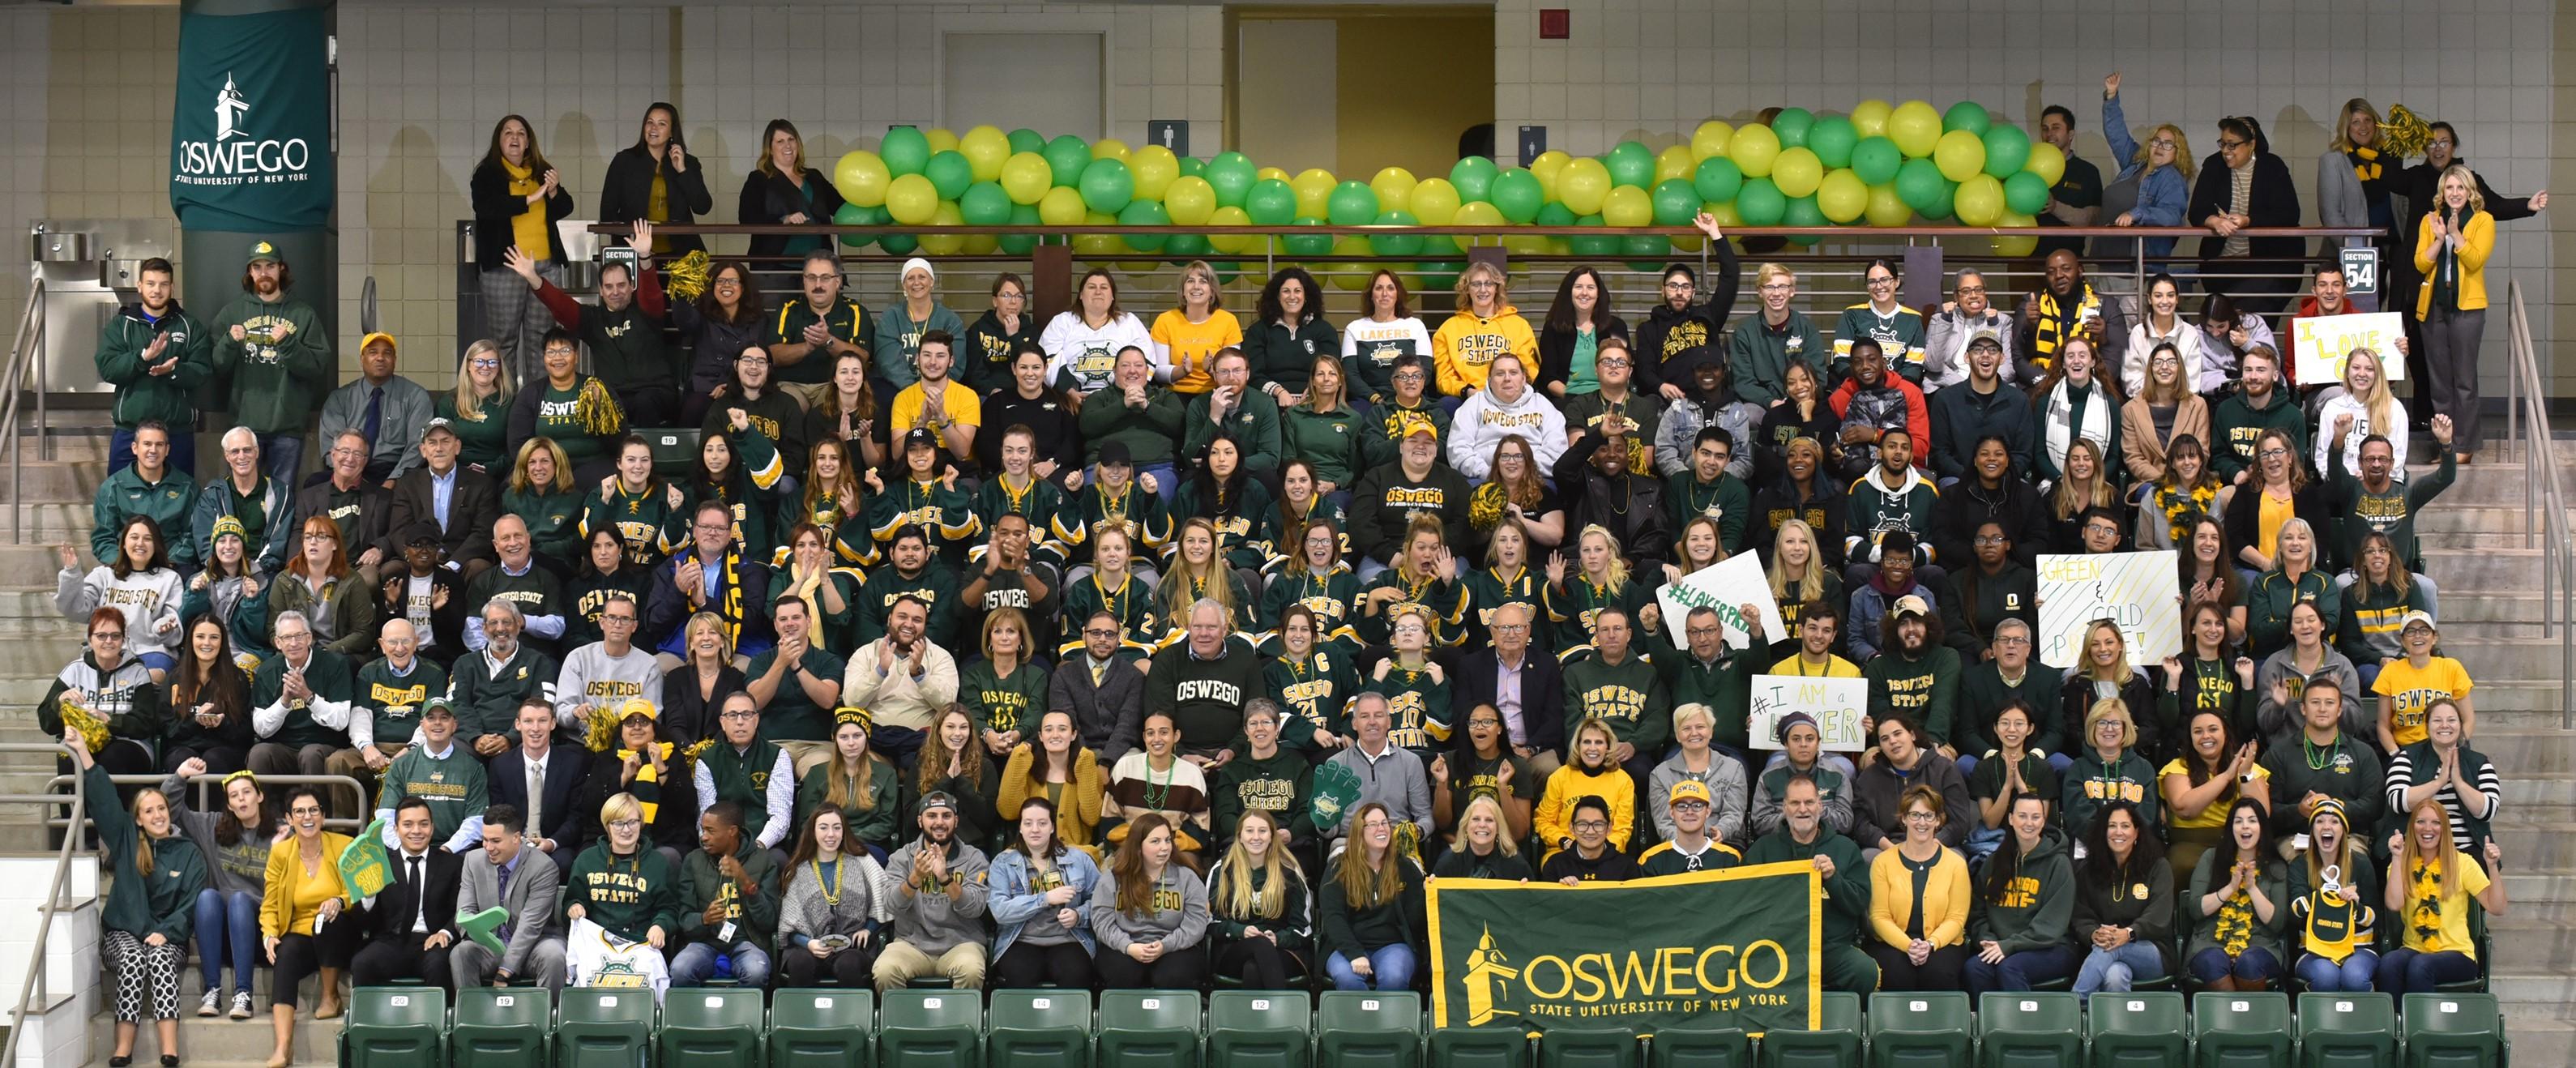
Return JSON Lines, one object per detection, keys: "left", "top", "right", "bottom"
{"left": 256, "top": 784, "right": 357, "bottom": 1068}
{"left": 1533, "top": 717, "right": 1636, "bottom": 863}
{"left": 998, "top": 709, "right": 1105, "bottom": 853}
{"left": 2416, "top": 163, "right": 2495, "bottom": 464}
{"left": 1867, "top": 783, "right": 1972, "bottom": 991}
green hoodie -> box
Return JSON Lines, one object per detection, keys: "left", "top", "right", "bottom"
{"left": 2209, "top": 386, "right": 2309, "bottom": 484}
{"left": 1656, "top": 645, "right": 1759, "bottom": 751}
{"left": 1727, "top": 310, "right": 1828, "bottom": 405}
{"left": 1561, "top": 650, "right": 1670, "bottom": 754}
{"left": 1864, "top": 644, "right": 1964, "bottom": 745}
{"left": 1183, "top": 389, "right": 1285, "bottom": 472}
{"left": 681, "top": 837, "right": 782, "bottom": 955}
{"left": 88, "top": 764, "right": 207, "bottom": 942}
{"left": 210, "top": 292, "right": 331, "bottom": 436}
{"left": 1212, "top": 746, "right": 1314, "bottom": 842}
{"left": 565, "top": 840, "right": 683, "bottom": 944}
{"left": 1744, "top": 826, "right": 1869, "bottom": 946}
{"left": 1664, "top": 470, "right": 1754, "bottom": 554}
{"left": 96, "top": 301, "right": 213, "bottom": 432}
{"left": 1970, "top": 826, "right": 2075, "bottom": 953}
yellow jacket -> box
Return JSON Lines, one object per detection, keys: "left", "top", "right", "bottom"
{"left": 997, "top": 744, "right": 1105, "bottom": 849}
{"left": 1432, "top": 305, "right": 1538, "bottom": 397}
{"left": 1533, "top": 762, "right": 1635, "bottom": 862}
{"left": 259, "top": 831, "right": 355, "bottom": 939}
{"left": 1868, "top": 843, "right": 1972, "bottom": 950}
{"left": 2415, "top": 210, "right": 2493, "bottom": 316}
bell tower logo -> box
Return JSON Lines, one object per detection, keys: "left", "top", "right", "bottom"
{"left": 213, "top": 74, "right": 249, "bottom": 141}
{"left": 1462, "top": 926, "right": 1521, "bottom": 1026}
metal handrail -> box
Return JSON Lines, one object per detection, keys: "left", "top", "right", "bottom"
{"left": 2, "top": 272, "right": 47, "bottom": 544}
{"left": 2501, "top": 279, "right": 2574, "bottom": 725}
{"left": 41, "top": 772, "right": 375, "bottom": 834}
{"left": 1, "top": 742, "right": 88, "bottom": 1068}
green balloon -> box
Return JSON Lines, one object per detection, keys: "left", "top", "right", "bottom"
{"left": 923, "top": 151, "right": 973, "bottom": 200}
{"left": 1693, "top": 156, "right": 1745, "bottom": 203}
{"left": 1772, "top": 108, "right": 1815, "bottom": 149}
{"left": 1983, "top": 124, "right": 2032, "bottom": 179}
{"left": 1079, "top": 157, "right": 1134, "bottom": 213}
{"left": 1176, "top": 156, "right": 1205, "bottom": 179}
{"left": 1163, "top": 233, "right": 1211, "bottom": 258}
{"left": 878, "top": 230, "right": 919, "bottom": 256}
{"left": 1369, "top": 210, "right": 1424, "bottom": 256}
{"left": 1244, "top": 178, "right": 1297, "bottom": 225}
{"left": 959, "top": 182, "right": 1013, "bottom": 225}
{"left": 831, "top": 202, "right": 876, "bottom": 250}
{"left": 1489, "top": 169, "right": 1544, "bottom": 224}
{"left": 1327, "top": 181, "right": 1382, "bottom": 226}
{"left": 1895, "top": 157, "right": 1950, "bottom": 212}
{"left": 1569, "top": 215, "right": 1617, "bottom": 257}
{"left": 998, "top": 203, "right": 1040, "bottom": 255}
{"left": 1808, "top": 117, "right": 1859, "bottom": 169}
{"left": 880, "top": 126, "right": 931, "bottom": 176}
{"left": 1604, "top": 142, "right": 1655, "bottom": 189}
{"left": 1534, "top": 202, "right": 1577, "bottom": 227}
{"left": 1417, "top": 234, "right": 1463, "bottom": 292}
{"left": 1735, "top": 177, "right": 1787, "bottom": 226}
{"left": 1942, "top": 100, "right": 1992, "bottom": 137}
{"left": 1006, "top": 128, "right": 1047, "bottom": 155}
{"left": 1782, "top": 195, "right": 1826, "bottom": 247}
{"left": 2003, "top": 171, "right": 2052, "bottom": 215}
{"left": 1282, "top": 217, "right": 1332, "bottom": 258}
{"left": 1647, "top": 178, "right": 1697, "bottom": 226}
{"left": 1449, "top": 156, "right": 1499, "bottom": 203}
{"left": 1042, "top": 135, "right": 1091, "bottom": 187}
{"left": 1918, "top": 177, "right": 1958, "bottom": 221}
{"left": 1118, "top": 199, "right": 1170, "bottom": 251}
{"left": 1623, "top": 233, "right": 1673, "bottom": 271}
{"left": 1851, "top": 136, "right": 1904, "bottom": 186}
{"left": 1204, "top": 155, "right": 1256, "bottom": 208}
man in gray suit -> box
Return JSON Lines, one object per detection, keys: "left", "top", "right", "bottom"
{"left": 451, "top": 803, "right": 568, "bottom": 990}
{"left": 1049, "top": 609, "right": 1145, "bottom": 763}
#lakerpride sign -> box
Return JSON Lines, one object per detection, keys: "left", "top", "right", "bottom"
{"left": 1747, "top": 674, "right": 1869, "bottom": 751}
{"left": 169, "top": 6, "right": 335, "bottom": 232}
{"left": 2290, "top": 312, "right": 2406, "bottom": 387}
{"left": 1429, "top": 864, "right": 1821, "bottom": 1036}
{"left": 2036, "top": 551, "right": 2182, "bottom": 669}
{"left": 1655, "top": 552, "right": 1784, "bottom": 651}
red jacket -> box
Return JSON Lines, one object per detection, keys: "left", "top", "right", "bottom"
{"left": 2281, "top": 295, "right": 2365, "bottom": 390}
{"left": 1827, "top": 374, "right": 1933, "bottom": 468}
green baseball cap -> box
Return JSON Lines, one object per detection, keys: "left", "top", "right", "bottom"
{"left": 246, "top": 240, "right": 283, "bottom": 267}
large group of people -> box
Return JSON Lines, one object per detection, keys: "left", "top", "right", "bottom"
{"left": 58, "top": 93, "right": 2541, "bottom": 1067}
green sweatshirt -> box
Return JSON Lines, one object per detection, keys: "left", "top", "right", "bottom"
{"left": 855, "top": 563, "right": 962, "bottom": 647}
{"left": 1076, "top": 384, "right": 1186, "bottom": 466}
{"left": 210, "top": 293, "right": 332, "bottom": 436}
{"left": 1864, "top": 645, "right": 1963, "bottom": 745}
{"left": 1360, "top": 397, "right": 1453, "bottom": 470}
{"left": 2209, "top": 387, "right": 2309, "bottom": 484}
{"left": 1664, "top": 471, "right": 1754, "bottom": 555}
{"left": 2242, "top": 569, "right": 2339, "bottom": 662}
{"left": 354, "top": 657, "right": 448, "bottom": 751}
{"left": 250, "top": 649, "right": 355, "bottom": 749}
{"left": 1657, "top": 647, "right": 1758, "bottom": 751}
{"left": 2256, "top": 732, "right": 2384, "bottom": 837}
{"left": 1744, "top": 827, "right": 1869, "bottom": 946}
{"left": 680, "top": 839, "right": 782, "bottom": 954}
{"left": 565, "top": 841, "right": 683, "bottom": 943}
{"left": 1143, "top": 643, "right": 1264, "bottom": 757}
{"left": 1561, "top": 651, "right": 1671, "bottom": 754}
{"left": 1279, "top": 404, "right": 1366, "bottom": 489}
{"left": 961, "top": 658, "right": 1050, "bottom": 738}
{"left": 1212, "top": 747, "right": 1314, "bottom": 842}
{"left": 1728, "top": 311, "right": 1828, "bottom": 406}
{"left": 2063, "top": 751, "right": 2160, "bottom": 837}
{"left": 1183, "top": 390, "right": 1286, "bottom": 472}
{"left": 375, "top": 742, "right": 489, "bottom": 846}
{"left": 506, "top": 486, "right": 584, "bottom": 566}
{"left": 87, "top": 764, "right": 206, "bottom": 942}
{"left": 2326, "top": 448, "right": 2455, "bottom": 572}
{"left": 96, "top": 302, "right": 213, "bottom": 431}
{"left": 1970, "top": 827, "right": 2075, "bottom": 954}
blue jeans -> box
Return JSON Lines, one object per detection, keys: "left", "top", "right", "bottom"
{"left": 110, "top": 426, "right": 197, "bottom": 481}
{"left": 257, "top": 431, "right": 304, "bottom": 488}
{"left": 194, "top": 888, "right": 259, "bottom": 993}
{"left": 2375, "top": 947, "right": 2479, "bottom": 994}
{"left": 2296, "top": 950, "right": 2379, "bottom": 992}
{"left": 2189, "top": 946, "right": 2282, "bottom": 984}
{"left": 1966, "top": 944, "right": 2081, "bottom": 994}
{"left": 669, "top": 940, "right": 773, "bottom": 988}
{"left": 1327, "top": 944, "right": 1416, "bottom": 991}
{"left": 2074, "top": 941, "right": 2166, "bottom": 995}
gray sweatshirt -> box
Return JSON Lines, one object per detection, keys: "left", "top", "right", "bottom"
{"left": 778, "top": 851, "right": 887, "bottom": 946}
{"left": 1322, "top": 742, "right": 1433, "bottom": 844}
{"left": 1649, "top": 751, "right": 1751, "bottom": 848}
{"left": 553, "top": 641, "right": 666, "bottom": 733}
{"left": 1087, "top": 862, "right": 1211, "bottom": 954}
{"left": 880, "top": 836, "right": 991, "bottom": 955}
{"left": 160, "top": 772, "right": 276, "bottom": 898}
{"left": 2255, "top": 647, "right": 2368, "bottom": 741}
{"left": 58, "top": 565, "right": 186, "bottom": 662}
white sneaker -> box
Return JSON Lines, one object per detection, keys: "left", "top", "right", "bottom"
{"left": 230, "top": 990, "right": 254, "bottom": 1019}
{"left": 197, "top": 989, "right": 220, "bottom": 1017}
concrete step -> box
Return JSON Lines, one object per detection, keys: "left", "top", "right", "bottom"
{"left": 88, "top": 1003, "right": 340, "bottom": 1066}
{"left": 2371, "top": 631, "right": 2572, "bottom": 676}
{"left": 0, "top": 459, "right": 109, "bottom": 504}
{"left": 2497, "top": 1015, "right": 2576, "bottom": 1068}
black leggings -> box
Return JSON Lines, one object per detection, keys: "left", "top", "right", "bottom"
{"left": 1093, "top": 940, "right": 1208, "bottom": 989}
{"left": 993, "top": 941, "right": 1096, "bottom": 989}
{"left": 269, "top": 919, "right": 361, "bottom": 1010}
{"left": 780, "top": 943, "right": 878, "bottom": 987}
{"left": 1215, "top": 939, "right": 1309, "bottom": 989}
{"left": 1868, "top": 939, "right": 1969, "bottom": 992}
{"left": 163, "top": 743, "right": 248, "bottom": 776}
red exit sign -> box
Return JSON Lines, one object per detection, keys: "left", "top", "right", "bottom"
{"left": 1540, "top": 8, "right": 1570, "bottom": 39}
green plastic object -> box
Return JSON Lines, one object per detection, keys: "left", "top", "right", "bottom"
{"left": 458, "top": 905, "right": 509, "bottom": 955}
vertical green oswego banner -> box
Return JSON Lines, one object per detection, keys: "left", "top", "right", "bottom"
{"left": 169, "top": 6, "right": 334, "bottom": 232}
{"left": 1429, "top": 862, "right": 1822, "bottom": 1036}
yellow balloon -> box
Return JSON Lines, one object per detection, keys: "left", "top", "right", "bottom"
{"left": 1037, "top": 186, "right": 1087, "bottom": 226}
{"left": 1817, "top": 169, "right": 1869, "bottom": 224}
{"left": 1072, "top": 233, "right": 1121, "bottom": 258}
{"left": 1954, "top": 174, "right": 2006, "bottom": 227}
{"left": 1990, "top": 211, "right": 2039, "bottom": 258}
{"left": 886, "top": 173, "right": 940, "bottom": 225}
{"left": 833, "top": 150, "right": 892, "bottom": 208}
{"left": 1369, "top": 168, "right": 1418, "bottom": 211}
{"left": 1557, "top": 157, "right": 1613, "bottom": 215}
{"left": 1848, "top": 99, "right": 1893, "bottom": 138}
{"left": 1256, "top": 167, "right": 1292, "bottom": 184}
{"left": 2023, "top": 142, "right": 2067, "bottom": 187}
{"left": 1208, "top": 206, "right": 1257, "bottom": 254}
{"left": 1329, "top": 237, "right": 1374, "bottom": 290}
{"left": 1410, "top": 177, "right": 1463, "bottom": 224}
{"left": 1772, "top": 147, "right": 1824, "bottom": 199}
{"left": 963, "top": 233, "right": 1000, "bottom": 256}
{"left": 1671, "top": 232, "right": 1705, "bottom": 253}
{"left": 1887, "top": 100, "right": 1943, "bottom": 158}
{"left": 1529, "top": 151, "right": 1572, "bottom": 184}
{"left": 1690, "top": 120, "right": 1736, "bottom": 161}
{"left": 1091, "top": 138, "right": 1130, "bottom": 162}
{"left": 959, "top": 126, "right": 1010, "bottom": 183}
{"left": 1702, "top": 199, "right": 1745, "bottom": 233}
{"left": 1655, "top": 144, "right": 1698, "bottom": 183}
{"left": 1601, "top": 185, "right": 1652, "bottom": 227}
{"left": 1000, "top": 152, "right": 1053, "bottom": 205}
{"left": 1163, "top": 176, "right": 1217, "bottom": 226}
{"left": 1129, "top": 144, "right": 1179, "bottom": 200}
{"left": 1453, "top": 200, "right": 1506, "bottom": 246}
{"left": 1502, "top": 232, "right": 1550, "bottom": 258}
{"left": 1729, "top": 124, "right": 1782, "bottom": 178}
{"left": 1865, "top": 182, "right": 1913, "bottom": 227}
{"left": 1293, "top": 169, "right": 1336, "bottom": 219}
{"left": 1933, "top": 129, "right": 1988, "bottom": 183}
{"left": 923, "top": 127, "right": 959, "bottom": 155}
{"left": 918, "top": 202, "right": 967, "bottom": 255}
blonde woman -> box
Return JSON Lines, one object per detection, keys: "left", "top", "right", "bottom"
{"left": 503, "top": 435, "right": 582, "bottom": 565}
{"left": 1430, "top": 794, "right": 1532, "bottom": 881}
{"left": 2417, "top": 164, "right": 2497, "bottom": 462}
{"left": 1431, "top": 262, "right": 1537, "bottom": 399}
{"left": 2099, "top": 72, "right": 2194, "bottom": 263}
{"left": 2380, "top": 796, "right": 2507, "bottom": 993}
{"left": 661, "top": 610, "right": 745, "bottom": 746}
{"left": 1150, "top": 261, "right": 1242, "bottom": 395}
{"left": 439, "top": 339, "right": 515, "bottom": 472}
{"left": 1206, "top": 807, "right": 1314, "bottom": 988}
{"left": 1766, "top": 518, "right": 1842, "bottom": 650}
{"left": 2313, "top": 347, "right": 2407, "bottom": 476}
{"left": 2318, "top": 98, "right": 2395, "bottom": 242}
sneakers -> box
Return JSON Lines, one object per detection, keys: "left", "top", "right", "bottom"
{"left": 230, "top": 990, "right": 254, "bottom": 1019}
{"left": 197, "top": 989, "right": 220, "bottom": 1018}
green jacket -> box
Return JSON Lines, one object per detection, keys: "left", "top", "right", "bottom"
{"left": 210, "top": 293, "right": 332, "bottom": 436}
{"left": 1076, "top": 383, "right": 1185, "bottom": 466}
{"left": 1864, "top": 645, "right": 1964, "bottom": 745}
{"left": 94, "top": 465, "right": 199, "bottom": 571}
{"left": 2242, "top": 569, "right": 2339, "bottom": 662}
{"left": 191, "top": 474, "right": 296, "bottom": 578}
{"left": 564, "top": 841, "right": 683, "bottom": 944}
{"left": 1956, "top": 662, "right": 2066, "bottom": 759}
{"left": 1241, "top": 316, "right": 1342, "bottom": 395}
{"left": 267, "top": 571, "right": 378, "bottom": 659}
{"left": 1744, "top": 827, "right": 1869, "bottom": 946}
{"left": 2209, "top": 387, "right": 2309, "bottom": 484}
{"left": 1664, "top": 471, "right": 1754, "bottom": 555}
{"left": 1970, "top": 827, "right": 2075, "bottom": 954}
{"left": 1183, "top": 390, "right": 1285, "bottom": 472}
{"left": 1656, "top": 646, "right": 1758, "bottom": 751}
{"left": 1561, "top": 651, "right": 1670, "bottom": 754}
{"left": 1728, "top": 311, "right": 1828, "bottom": 405}
{"left": 87, "top": 764, "right": 207, "bottom": 942}
{"left": 1360, "top": 397, "right": 1452, "bottom": 470}
{"left": 96, "top": 302, "right": 212, "bottom": 431}
{"left": 680, "top": 839, "right": 782, "bottom": 954}
{"left": 1279, "top": 403, "right": 1366, "bottom": 489}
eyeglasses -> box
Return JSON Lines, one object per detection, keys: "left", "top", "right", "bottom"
{"left": 2218, "top": 139, "right": 2249, "bottom": 151}
{"left": 712, "top": 279, "right": 741, "bottom": 288}
{"left": 1083, "top": 627, "right": 1120, "bottom": 638}
{"left": 468, "top": 357, "right": 502, "bottom": 368}
{"left": 602, "top": 614, "right": 637, "bottom": 625}
{"left": 1572, "top": 820, "right": 1611, "bottom": 831}
{"left": 1956, "top": 285, "right": 1985, "bottom": 295}
{"left": 2258, "top": 447, "right": 2290, "bottom": 459}
{"left": 719, "top": 711, "right": 757, "bottom": 721}
{"left": 608, "top": 818, "right": 643, "bottom": 830}
{"left": 2149, "top": 138, "right": 2177, "bottom": 149}
{"left": 1903, "top": 811, "right": 1940, "bottom": 822}
{"left": 1974, "top": 535, "right": 2009, "bottom": 545}
{"left": 1995, "top": 635, "right": 2031, "bottom": 646}
{"left": 801, "top": 273, "right": 843, "bottom": 284}
{"left": 92, "top": 630, "right": 124, "bottom": 639}
{"left": 1865, "top": 275, "right": 1897, "bottom": 287}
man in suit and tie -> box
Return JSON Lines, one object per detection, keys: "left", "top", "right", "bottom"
{"left": 488, "top": 697, "right": 587, "bottom": 875}
{"left": 382, "top": 418, "right": 502, "bottom": 581}
{"left": 451, "top": 803, "right": 567, "bottom": 990}
{"left": 1048, "top": 609, "right": 1146, "bottom": 764}
{"left": 1450, "top": 601, "right": 1569, "bottom": 783}
{"left": 349, "top": 795, "right": 464, "bottom": 989}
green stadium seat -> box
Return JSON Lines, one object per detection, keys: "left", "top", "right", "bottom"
{"left": 2430, "top": 905, "right": 2490, "bottom": 995}
{"left": 1537, "top": 1025, "right": 1638, "bottom": 1068}
{"left": 1098, "top": 989, "right": 1203, "bottom": 1068}
{"left": 1752, "top": 990, "right": 1860, "bottom": 1068}
{"left": 880, "top": 987, "right": 982, "bottom": 1068}
{"left": 2085, "top": 991, "right": 2188, "bottom": 1068}
{"left": 451, "top": 986, "right": 551, "bottom": 1068}
{"left": 1209, "top": 989, "right": 1313, "bottom": 1068}
{"left": 644, "top": 426, "right": 703, "bottom": 477}
{"left": 1644, "top": 1021, "right": 1749, "bottom": 1068}
{"left": 1426, "top": 1023, "right": 1527, "bottom": 1068}
{"left": 2191, "top": 991, "right": 2293, "bottom": 1068}
{"left": 339, "top": 985, "right": 445, "bottom": 1068}
{"left": 660, "top": 987, "right": 768, "bottom": 1068}
{"left": 1316, "top": 990, "right": 1425, "bottom": 1068}
{"left": 985, "top": 989, "right": 1094, "bottom": 1068}
{"left": 1974, "top": 992, "right": 2083, "bottom": 1068}
{"left": 556, "top": 987, "right": 657, "bottom": 1068}
{"left": 769, "top": 988, "right": 875, "bottom": 1068}
{"left": 1865, "top": 990, "right": 1971, "bottom": 1068}
{"left": 2401, "top": 993, "right": 2506, "bottom": 1068}
{"left": 2296, "top": 992, "right": 2396, "bottom": 1068}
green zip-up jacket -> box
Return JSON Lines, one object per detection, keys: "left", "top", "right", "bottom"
{"left": 1745, "top": 827, "right": 1869, "bottom": 946}
{"left": 1970, "top": 827, "right": 2074, "bottom": 954}
{"left": 1279, "top": 403, "right": 1366, "bottom": 489}
{"left": 210, "top": 293, "right": 331, "bottom": 436}
{"left": 1561, "top": 651, "right": 1670, "bottom": 754}
{"left": 680, "top": 838, "right": 782, "bottom": 954}
{"left": 95, "top": 465, "right": 199, "bottom": 571}
{"left": 1183, "top": 390, "right": 1284, "bottom": 472}
{"left": 1864, "top": 645, "right": 1964, "bottom": 745}
{"left": 2242, "top": 569, "right": 2339, "bottom": 662}
{"left": 2325, "top": 446, "right": 2454, "bottom": 572}
{"left": 565, "top": 841, "right": 682, "bottom": 943}
{"left": 86, "top": 763, "right": 206, "bottom": 942}
{"left": 97, "top": 301, "right": 212, "bottom": 432}
{"left": 1728, "top": 310, "right": 1828, "bottom": 405}
{"left": 1242, "top": 316, "right": 1343, "bottom": 395}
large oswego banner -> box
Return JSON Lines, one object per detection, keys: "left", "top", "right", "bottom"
{"left": 1428, "top": 863, "right": 1821, "bottom": 1036}
{"left": 170, "top": 6, "right": 335, "bottom": 231}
